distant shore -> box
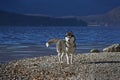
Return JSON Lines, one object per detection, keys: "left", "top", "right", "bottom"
{"left": 0, "top": 52, "right": 120, "bottom": 80}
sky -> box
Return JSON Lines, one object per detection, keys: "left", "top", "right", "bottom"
{"left": 0, "top": 0, "right": 120, "bottom": 17}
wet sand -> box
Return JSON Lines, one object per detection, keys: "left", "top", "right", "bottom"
{"left": 0, "top": 44, "right": 56, "bottom": 63}
{"left": 0, "top": 52, "right": 120, "bottom": 80}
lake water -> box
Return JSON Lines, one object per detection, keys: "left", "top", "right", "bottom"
{"left": 0, "top": 26, "right": 120, "bottom": 63}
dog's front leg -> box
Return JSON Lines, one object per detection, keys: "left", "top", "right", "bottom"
{"left": 70, "top": 54, "right": 73, "bottom": 64}
{"left": 66, "top": 53, "right": 69, "bottom": 64}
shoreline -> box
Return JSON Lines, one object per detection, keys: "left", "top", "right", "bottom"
{"left": 0, "top": 43, "right": 105, "bottom": 64}
{"left": 0, "top": 52, "right": 120, "bottom": 80}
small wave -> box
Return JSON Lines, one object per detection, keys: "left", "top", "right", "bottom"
{"left": 7, "top": 46, "right": 29, "bottom": 49}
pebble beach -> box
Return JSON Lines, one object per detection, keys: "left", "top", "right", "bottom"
{"left": 0, "top": 52, "right": 120, "bottom": 80}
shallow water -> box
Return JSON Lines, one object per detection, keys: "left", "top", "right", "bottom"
{"left": 0, "top": 26, "right": 120, "bottom": 63}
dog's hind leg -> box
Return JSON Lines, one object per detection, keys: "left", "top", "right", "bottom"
{"left": 58, "top": 52, "right": 61, "bottom": 63}
{"left": 60, "top": 53, "right": 64, "bottom": 63}
{"left": 66, "top": 53, "right": 70, "bottom": 64}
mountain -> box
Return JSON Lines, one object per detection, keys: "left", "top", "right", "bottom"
{"left": 1, "top": 6, "right": 120, "bottom": 27}
{"left": 79, "top": 7, "right": 120, "bottom": 26}
{"left": 0, "top": 11, "right": 87, "bottom": 26}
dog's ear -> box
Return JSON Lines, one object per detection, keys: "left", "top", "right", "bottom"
{"left": 65, "top": 31, "right": 74, "bottom": 37}
{"left": 66, "top": 31, "right": 73, "bottom": 35}
{"left": 70, "top": 31, "right": 74, "bottom": 35}
{"left": 65, "top": 32, "right": 69, "bottom": 36}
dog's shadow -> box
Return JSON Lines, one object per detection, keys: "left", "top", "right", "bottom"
{"left": 87, "top": 61, "right": 120, "bottom": 64}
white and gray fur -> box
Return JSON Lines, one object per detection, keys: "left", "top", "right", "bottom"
{"left": 46, "top": 32, "right": 76, "bottom": 64}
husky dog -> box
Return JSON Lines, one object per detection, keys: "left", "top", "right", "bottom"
{"left": 46, "top": 32, "right": 76, "bottom": 64}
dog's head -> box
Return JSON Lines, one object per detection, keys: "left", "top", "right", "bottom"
{"left": 65, "top": 31, "right": 75, "bottom": 43}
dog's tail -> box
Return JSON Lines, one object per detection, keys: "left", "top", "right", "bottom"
{"left": 46, "top": 38, "right": 59, "bottom": 47}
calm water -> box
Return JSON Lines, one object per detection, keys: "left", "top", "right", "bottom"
{"left": 0, "top": 26, "right": 120, "bottom": 63}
